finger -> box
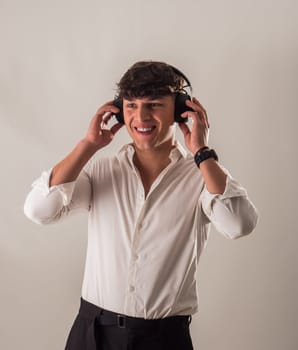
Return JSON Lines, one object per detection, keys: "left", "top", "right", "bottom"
{"left": 178, "top": 122, "right": 191, "bottom": 138}
{"left": 95, "top": 106, "right": 119, "bottom": 117}
{"left": 102, "top": 112, "right": 113, "bottom": 125}
{"left": 106, "top": 99, "right": 116, "bottom": 104}
{"left": 181, "top": 111, "right": 210, "bottom": 132}
{"left": 103, "top": 99, "right": 118, "bottom": 107}
{"left": 95, "top": 102, "right": 120, "bottom": 117}
{"left": 185, "top": 100, "right": 209, "bottom": 128}
{"left": 110, "top": 122, "right": 124, "bottom": 136}
{"left": 185, "top": 99, "right": 206, "bottom": 114}
{"left": 89, "top": 112, "right": 104, "bottom": 132}
{"left": 193, "top": 97, "right": 210, "bottom": 127}
{"left": 192, "top": 96, "right": 206, "bottom": 110}
{"left": 181, "top": 111, "right": 203, "bottom": 122}
{"left": 100, "top": 112, "right": 113, "bottom": 131}
{"left": 185, "top": 100, "right": 206, "bottom": 119}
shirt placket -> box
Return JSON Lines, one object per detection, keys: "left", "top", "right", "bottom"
{"left": 124, "top": 155, "right": 178, "bottom": 316}
{"left": 125, "top": 170, "right": 146, "bottom": 315}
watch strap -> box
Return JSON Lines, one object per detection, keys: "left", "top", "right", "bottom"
{"left": 194, "top": 148, "right": 218, "bottom": 168}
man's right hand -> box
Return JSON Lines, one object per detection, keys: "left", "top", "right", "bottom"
{"left": 47, "top": 101, "right": 123, "bottom": 187}
{"left": 83, "top": 100, "right": 124, "bottom": 150}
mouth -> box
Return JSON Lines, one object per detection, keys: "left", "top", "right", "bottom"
{"left": 134, "top": 126, "right": 156, "bottom": 135}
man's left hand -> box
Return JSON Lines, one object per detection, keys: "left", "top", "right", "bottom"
{"left": 179, "top": 97, "right": 210, "bottom": 155}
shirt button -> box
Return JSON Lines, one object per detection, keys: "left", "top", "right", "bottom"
{"left": 133, "top": 253, "right": 139, "bottom": 260}
{"left": 129, "top": 285, "right": 135, "bottom": 292}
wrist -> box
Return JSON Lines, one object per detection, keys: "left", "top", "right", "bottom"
{"left": 194, "top": 148, "right": 218, "bottom": 168}
{"left": 188, "top": 143, "right": 209, "bottom": 155}
{"left": 80, "top": 139, "right": 101, "bottom": 155}
{"left": 193, "top": 146, "right": 209, "bottom": 155}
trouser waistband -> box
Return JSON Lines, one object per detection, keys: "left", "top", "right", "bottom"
{"left": 79, "top": 297, "right": 191, "bottom": 329}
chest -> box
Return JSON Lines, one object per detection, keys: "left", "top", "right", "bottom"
{"left": 93, "top": 163, "right": 204, "bottom": 228}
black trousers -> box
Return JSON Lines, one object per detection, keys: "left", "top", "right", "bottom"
{"left": 64, "top": 297, "right": 194, "bottom": 350}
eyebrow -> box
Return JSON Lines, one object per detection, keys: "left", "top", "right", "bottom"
{"left": 124, "top": 101, "right": 164, "bottom": 106}
{"left": 125, "top": 97, "right": 165, "bottom": 102}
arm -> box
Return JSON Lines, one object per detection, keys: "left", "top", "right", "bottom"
{"left": 179, "top": 96, "right": 226, "bottom": 194}
{"left": 179, "top": 97, "right": 258, "bottom": 238}
{"left": 24, "top": 101, "right": 123, "bottom": 224}
{"left": 50, "top": 100, "right": 122, "bottom": 186}
{"left": 199, "top": 168, "right": 258, "bottom": 239}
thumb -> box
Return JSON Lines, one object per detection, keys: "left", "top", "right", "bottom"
{"left": 178, "top": 122, "right": 190, "bottom": 138}
{"left": 111, "top": 123, "right": 124, "bottom": 136}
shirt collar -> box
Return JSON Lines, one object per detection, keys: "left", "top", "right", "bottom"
{"left": 117, "top": 140, "right": 188, "bottom": 167}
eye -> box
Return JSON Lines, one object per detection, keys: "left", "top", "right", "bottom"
{"left": 149, "top": 103, "right": 161, "bottom": 108}
{"left": 126, "top": 103, "right": 136, "bottom": 108}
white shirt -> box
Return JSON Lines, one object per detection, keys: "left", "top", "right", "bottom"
{"left": 24, "top": 142, "right": 258, "bottom": 319}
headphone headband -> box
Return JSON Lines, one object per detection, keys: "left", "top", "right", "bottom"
{"left": 113, "top": 63, "right": 193, "bottom": 124}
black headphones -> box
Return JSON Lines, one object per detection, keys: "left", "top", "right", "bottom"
{"left": 113, "top": 64, "right": 194, "bottom": 124}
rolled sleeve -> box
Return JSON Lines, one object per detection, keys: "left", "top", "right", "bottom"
{"left": 200, "top": 171, "right": 258, "bottom": 239}
{"left": 24, "top": 167, "right": 91, "bottom": 225}
{"left": 30, "top": 168, "right": 76, "bottom": 206}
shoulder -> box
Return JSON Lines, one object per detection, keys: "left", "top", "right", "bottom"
{"left": 84, "top": 144, "right": 133, "bottom": 177}
{"left": 86, "top": 153, "right": 119, "bottom": 175}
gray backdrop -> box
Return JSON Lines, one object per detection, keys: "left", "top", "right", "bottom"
{"left": 1, "top": 0, "right": 297, "bottom": 349}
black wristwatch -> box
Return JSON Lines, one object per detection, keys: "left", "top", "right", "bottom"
{"left": 194, "top": 148, "right": 218, "bottom": 168}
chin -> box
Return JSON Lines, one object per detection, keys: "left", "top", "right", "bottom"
{"left": 134, "top": 142, "right": 154, "bottom": 151}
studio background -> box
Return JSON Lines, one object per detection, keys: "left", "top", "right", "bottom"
{"left": 1, "top": 0, "right": 297, "bottom": 349}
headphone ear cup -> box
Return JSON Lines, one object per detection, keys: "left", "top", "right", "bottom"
{"left": 113, "top": 99, "right": 124, "bottom": 124}
{"left": 174, "top": 94, "right": 193, "bottom": 123}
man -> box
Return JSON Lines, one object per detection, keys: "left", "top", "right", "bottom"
{"left": 24, "top": 61, "right": 258, "bottom": 350}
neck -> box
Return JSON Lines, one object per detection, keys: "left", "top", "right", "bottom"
{"left": 133, "top": 140, "right": 176, "bottom": 176}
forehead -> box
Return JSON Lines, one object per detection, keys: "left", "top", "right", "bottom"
{"left": 123, "top": 95, "right": 174, "bottom": 102}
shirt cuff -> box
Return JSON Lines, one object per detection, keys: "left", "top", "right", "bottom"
{"left": 31, "top": 168, "right": 76, "bottom": 206}
{"left": 200, "top": 170, "right": 248, "bottom": 218}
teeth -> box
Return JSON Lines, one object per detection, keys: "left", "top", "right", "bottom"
{"left": 136, "top": 127, "right": 154, "bottom": 132}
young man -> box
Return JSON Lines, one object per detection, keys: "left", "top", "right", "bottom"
{"left": 24, "top": 61, "right": 258, "bottom": 350}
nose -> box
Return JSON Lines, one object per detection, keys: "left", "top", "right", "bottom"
{"left": 135, "top": 105, "right": 151, "bottom": 122}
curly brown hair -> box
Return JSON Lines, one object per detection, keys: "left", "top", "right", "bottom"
{"left": 115, "top": 60, "right": 186, "bottom": 100}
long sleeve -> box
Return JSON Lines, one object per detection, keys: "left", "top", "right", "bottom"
{"left": 24, "top": 167, "right": 92, "bottom": 225}
{"left": 200, "top": 168, "right": 258, "bottom": 239}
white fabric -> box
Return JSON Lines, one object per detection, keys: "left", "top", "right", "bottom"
{"left": 24, "top": 142, "right": 258, "bottom": 319}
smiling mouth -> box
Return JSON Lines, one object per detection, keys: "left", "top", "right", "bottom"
{"left": 134, "top": 126, "right": 156, "bottom": 135}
